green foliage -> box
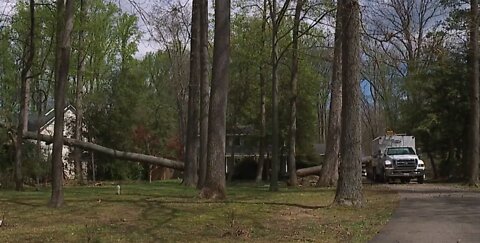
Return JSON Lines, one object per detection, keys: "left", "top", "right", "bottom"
{"left": 401, "top": 45, "right": 469, "bottom": 178}
{"left": 229, "top": 9, "right": 330, "bottom": 154}
{"left": 85, "top": 56, "right": 179, "bottom": 180}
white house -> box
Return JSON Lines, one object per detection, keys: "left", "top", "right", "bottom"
{"left": 28, "top": 104, "right": 88, "bottom": 180}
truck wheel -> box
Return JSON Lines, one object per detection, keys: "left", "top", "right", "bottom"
{"left": 417, "top": 176, "right": 424, "bottom": 184}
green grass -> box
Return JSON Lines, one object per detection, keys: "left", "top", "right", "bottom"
{"left": 0, "top": 181, "right": 398, "bottom": 242}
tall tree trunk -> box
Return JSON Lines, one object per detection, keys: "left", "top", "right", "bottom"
{"left": 228, "top": 135, "right": 235, "bottom": 182}
{"left": 427, "top": 151, "right": 438, "bottom": 179}
{"left": 256, "top": 0, "right": 268, "bottom": 183}
{"left": 287, "top": 0, "right": 304, "bottom": 187}
{"left": 269, "top": 0, "right": 291, "bottom": 192}
{"left": 334, "top": 0, "right": 363, "bottom": 207}
{"left": 91, "top": 151, "right": 96, "bottom": 183}
{"left": 74, "top": 0, "right": 87, "bottom": 185}
{"left": 35, "top": 84, "right": 42, "bottom": 187}
{"left": 270, "top": 0, "right": 279, "bottom": 192}
{"left": 200, "top": 0, "right": 230, "bottom": 199}
{"left": 184, "top": 0, "right": 201, "bottom": 187}
{"left": 256, "top": 75, "right": 266, "bottom": 183}
{"left": 14, "top": 0, "right": 35, "bottom": 191}
{"left": 468, "top": 0, "right": 480, "bottom": 186}
{"left": 197, "top": 0, "right": 209, "bottom": 189}
{"left": 317, "top": 0, "right": 343, "bottom": 187}
{"left": 50, "top": 0, "right": 74, "bottom": 208}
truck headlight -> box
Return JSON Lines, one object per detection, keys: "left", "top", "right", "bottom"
{"left": 417, "top": 160, "right": 425, "bottom": 169}
{"left": 385, "top": 160, "right": 392, "bottom": 166}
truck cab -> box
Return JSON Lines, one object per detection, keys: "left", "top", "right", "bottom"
{"left": 368, "top": 135, "right": 425, "bottom": 183}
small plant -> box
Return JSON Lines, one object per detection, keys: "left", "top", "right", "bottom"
{"left": 222, "top": 210, "right": 251, "bottom": 239}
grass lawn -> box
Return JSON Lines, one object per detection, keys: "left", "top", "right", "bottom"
{"left": 0, "top": 181, "right": 398, "bottom": 242}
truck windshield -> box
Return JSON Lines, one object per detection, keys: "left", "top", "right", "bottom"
{"left": 386, "top": 147, "right": 416, "bottom": 155}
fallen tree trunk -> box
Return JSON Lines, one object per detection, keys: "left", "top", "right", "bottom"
{"left": 296, "top": 156, "right": 372, "bottom": 177}
{"left": 23, "top": 131, "right": 184, "bottom": 170}
{"left": 296, "top": 165, "right": 322, "bottom": 177}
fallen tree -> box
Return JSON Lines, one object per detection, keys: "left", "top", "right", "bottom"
{"left": 296, "top": 156, "right": 371, "bottom": 177}
{"left": 23, "top": 131, "right": 184, "bottom": 170}
{"left": 296, "top": 165, "right": 322, "bottom": 177}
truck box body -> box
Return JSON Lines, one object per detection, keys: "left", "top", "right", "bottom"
{"left": 372, "top": 135, "right": 416, "bottom": 157}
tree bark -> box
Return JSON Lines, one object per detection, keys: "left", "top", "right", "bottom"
{"left": 228, "top": 135, "right": 235, "bottom": 182}
{"left": 255, "top": 0, "right": 268, "bottom": 184}
{"left": 427, "top": 151, "right": 438, "bottom": 179}
{"left": 184, "top": 0, "right": 201, "bottom": 187}
{"left": 287, "top": 0, "right": 304, "bottom": 187}
{"left": 270, "top": 3, "right": 280, "bottom": 191}
{"left": 14, "top": 0, "right": 35, "bottom": 191}
{"left": 74, "top": 0, "right": 87, "bottom": 185}
{"left": 50, "top": 0, "right": 75, "bottom": 208}
{"left": 317, "top": 0, "right": 343, "bottom": 187}
{"left": 297, "top": 165, "right": 322, "bottom": 177}
{"left": 23, "top": 132, "right": 185, "bottom": 170}
{"left": 468, "top": 0, "right": 480, "bottom": 186}
{"left": 334, "top": 0, "right": 363, "bottom": 207}
{"left": 269, "top": 0, "right": 284, "bottom": 192}
{"left": 197, "top": 0, "right": 209, "bottom": 189}
{"left": 200, "top": 0, "right": 230, "bottom": 199}
{"left": 269, "top": 0, "right": 292, "bottom": 191}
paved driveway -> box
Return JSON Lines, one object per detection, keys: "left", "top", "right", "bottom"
{"left": 370, "top": 184, "right": 480, "bottom": 243}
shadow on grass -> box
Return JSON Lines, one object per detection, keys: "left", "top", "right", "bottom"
{"left": 140, "top": 198, "right": 331, "bottom": 209}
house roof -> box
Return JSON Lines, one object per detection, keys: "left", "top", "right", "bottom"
{"left": 27, "top": 104, "right": 76, "bottom": 132}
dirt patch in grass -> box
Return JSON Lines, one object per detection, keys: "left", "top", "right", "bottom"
{"left": 0, "top": 181, "right": 398, "bottom": 242}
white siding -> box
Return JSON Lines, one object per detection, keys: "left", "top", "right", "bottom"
{"left": 34, "top": 107, "right": 87, "bottom": 180}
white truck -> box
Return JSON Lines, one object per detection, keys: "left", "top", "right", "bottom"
{"left": 366, "top": 135, "right": 425, "bottom": 183}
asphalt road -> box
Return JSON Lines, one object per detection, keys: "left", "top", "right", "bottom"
{"left": 370, "top": 184, "right": 480, "bottom": 243}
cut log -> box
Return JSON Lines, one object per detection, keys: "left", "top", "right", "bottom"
{"left": 296, "top": 165, "right": 322, "bottom": 177}
{"left": 23, "top": 131, "right": 184, "bottom": 170}
{"left": 296, "top": 156, "right": 372, "bottom": 178}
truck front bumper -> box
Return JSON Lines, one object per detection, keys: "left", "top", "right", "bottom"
{"left": 385, "top": 169, "right": 425, "bottom": 178}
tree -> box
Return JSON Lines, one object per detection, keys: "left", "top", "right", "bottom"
{"left": 14, "top": 0, "right": 35, "bottom": 191}
{"left": 149, "top": 1, "right": 191, "bottom": 150}
{"left": 287, "top": 0, "right": 304, "bottom": 187}
{"left": 317, "top": 0, "right": 342, "bottom": 187}
{"left": 197, "top": 0, "right": 209, "bottom": 189}
{"left": 73, "top": 0, "right": 87, "bottom": 184}
{"left": 334, "top": 0, "right": 363, "bottom": 206}
{"left": 269, "top": 0, "right": 291, "bottom": 192}
{"left": 256, "top": 0, "right": 268, "bottom": 183}
{"left": 363, "top": 0, "right": 446, "bottom": 131}
{"left": 184, "top": 0, "right": 201, "bottom": 186}
{"left": 50, "top": 0, "right": 75, "bottom": 208}
{"left": 200, "top": 0, "right": 230, "bottom": 199}
{"left": 468, "top": 0, "right": 479, "bottom": 186}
